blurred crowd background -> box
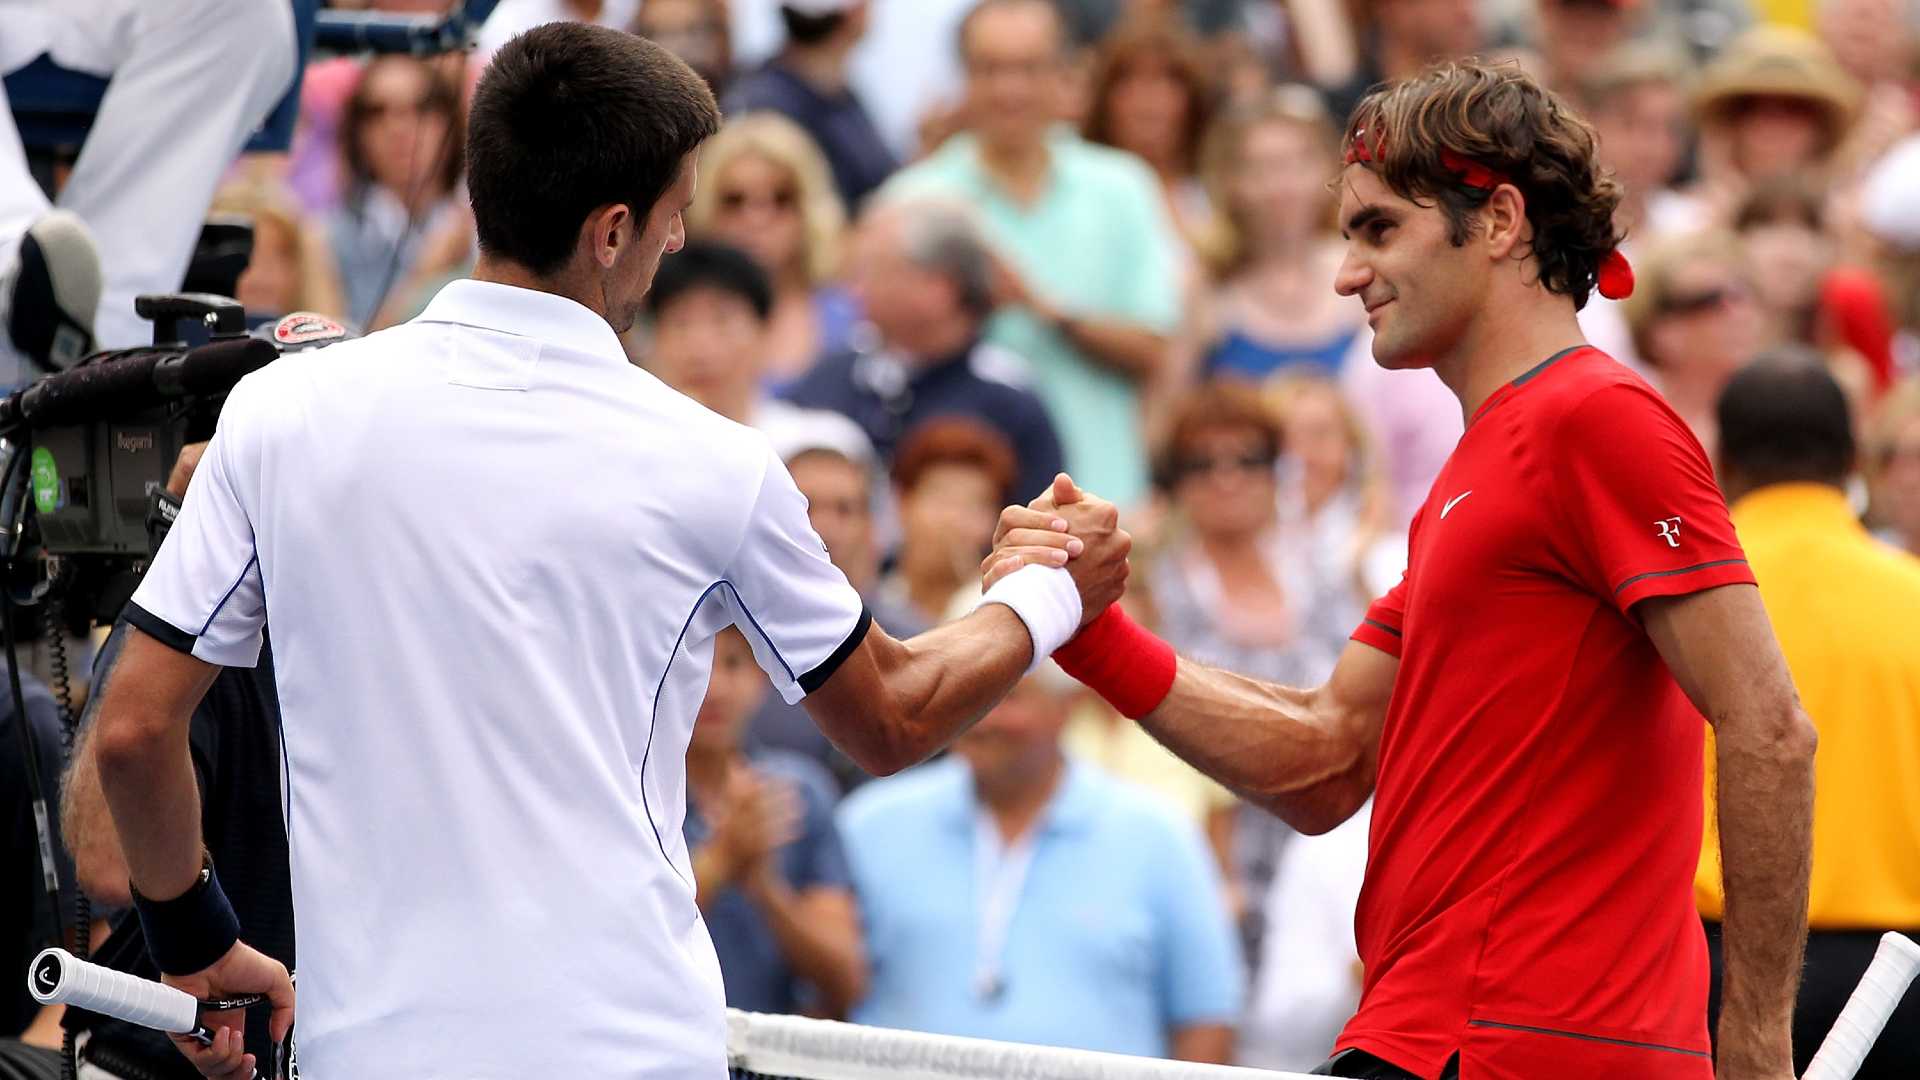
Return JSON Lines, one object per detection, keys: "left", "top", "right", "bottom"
{"left": 6, "top": 0, "right": 1920, "bottom": 1073}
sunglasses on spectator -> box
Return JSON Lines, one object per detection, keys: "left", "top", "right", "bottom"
{"left": 360, "top": 96, "right": 435, "bottom": 121}
{"left": 718, "top": 188, "right": 799, "bottom": 212}
{"left": 1175, "top": 451, "right": 1277, "bottom": 480}
{"left": 1660, "top": 282, "right": 1749, "bottom": 316}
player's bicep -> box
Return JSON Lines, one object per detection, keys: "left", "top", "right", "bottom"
{"left": 1639, "top": 583, "right": 1797, "bottom": 731}
{"left": 127, "top": 401, "right": 266, "bottom": 668}
{"left": 721, "top": 446, "right": 871, "bottom": 704}
{"left": 1551, "top": 386, "right": 1754, "bottom": 611}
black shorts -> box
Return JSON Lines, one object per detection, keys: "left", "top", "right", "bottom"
{"left": 1311, "top": 1048, "right": 1461, "bottom": 1079}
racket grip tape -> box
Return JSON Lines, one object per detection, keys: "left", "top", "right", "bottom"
{"left": 1802, "top": 932, "right": 1920, "bottom": 1080}
{"left": 27, "top": 947, "right": 199, "bottom": 1034}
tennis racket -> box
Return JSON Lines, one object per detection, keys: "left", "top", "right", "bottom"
{"left": 26, "top": 946, "right": 291, "bottom": 1080}
{"left": 1800, "top": 931, "right": 1920, "bottom": 1080}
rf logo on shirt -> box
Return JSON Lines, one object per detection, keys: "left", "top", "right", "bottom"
{"left": 1656, "top": 517, "right": 1683, "bottom": 548}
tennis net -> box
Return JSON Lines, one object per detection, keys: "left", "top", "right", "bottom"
{"left": 725, "top": 1010, "right": 1320, "bottom": 1080}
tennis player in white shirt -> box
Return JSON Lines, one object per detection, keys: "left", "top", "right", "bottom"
{"left": 87, "top": 24, "right": 1126, "bottom": 1080}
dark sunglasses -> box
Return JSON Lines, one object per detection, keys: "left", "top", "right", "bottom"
{"left": 718, "top": 188, "right": 799, "bottom": 212}
{"left": 1661, "top": 282, "right": 1748, "bottom": 316}
{"left": 1176, "top": 451, "right": 1277, "bottom": 481}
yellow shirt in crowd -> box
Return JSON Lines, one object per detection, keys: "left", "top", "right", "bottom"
{"left": 1697, "top": 483, "right": 1920, "bottom": 929}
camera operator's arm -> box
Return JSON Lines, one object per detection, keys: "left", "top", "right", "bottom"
{"left": 61, "top": 716, "right": 133, "bottom": 908}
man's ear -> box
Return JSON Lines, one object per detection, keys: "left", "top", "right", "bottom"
{"left": 581, "top": 203, "right": 635, "bottom": 270}
{"left": 1483, "top": 184, "right": 1530, "bottom": 262}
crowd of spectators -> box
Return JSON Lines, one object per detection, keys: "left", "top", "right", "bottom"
{"left": 7, "top": 0, "right": 1920, "bottom": 1074}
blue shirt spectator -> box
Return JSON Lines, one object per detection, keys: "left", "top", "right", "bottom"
{"left": 838, "top": 672, "right": 1243, "bottom": 1061}
{"left": 686, "top": 628, "right": 866, "bottom": 1018}
{"left": 686, "top": 748, "right": 853, "bottom": 1014}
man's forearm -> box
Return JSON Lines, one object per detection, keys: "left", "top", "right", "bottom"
{"left": 1057, "top": 314, "right": 1168, "bottom": 380}
{"left": 806, "top": 605, "right": 1034, "bottom": 776}
{"left": 1714, "top": 702, "right": 1817, "bottom": 1071}
{"left": 1136, "top": 640, "right": 1395, "bottom": 834}
{"left": 1168, "top": 1023, "right": 1234, "bottom": 1065}
{"left": 60, "top": 722, "right": 135, "bottom": 907}
{"left": 94, "top": 716, "right": 206, "bottom": 900}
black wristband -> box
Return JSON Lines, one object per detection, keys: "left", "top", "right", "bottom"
{"left": 131, "top": 850, "right": 241, "bottom": 975}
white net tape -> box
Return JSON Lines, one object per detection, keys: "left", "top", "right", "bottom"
{"left": 725, "top": 1010, "right": 1320, "bottom": 1080}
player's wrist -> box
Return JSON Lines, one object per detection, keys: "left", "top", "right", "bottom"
{"left": 1052, "top": 605, "right": 1177, "bottom": 719}
{"left": 130, "top": 849, "right": 242, "bottom": 976}
{"left": 974, "top": 563, "right": 1083, "bottom": 673}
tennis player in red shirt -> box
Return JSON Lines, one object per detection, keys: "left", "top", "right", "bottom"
{"left": 988, "top": 61, "right": 1815, "bottom": 1080}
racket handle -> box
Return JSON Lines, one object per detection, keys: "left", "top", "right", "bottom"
{"left": 27, "top": 947, "right": 199, "bottom": 1034}
{"left": 1802, "top": 932, "right": 1920, "bottom": 1080}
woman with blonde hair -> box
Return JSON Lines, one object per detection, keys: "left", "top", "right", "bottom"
{"left": 1173, "top": 86, "right": 1365, "bottom": 384}
{"left": 685, "top": 112, "right": 857, "bottom": 385}
{"left": 1869, "top": 378, "right": 1920, "bottom": 555}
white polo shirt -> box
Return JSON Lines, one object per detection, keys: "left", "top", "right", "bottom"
{"left": 127, "top": 279, "right": 870, "bottom": 1078}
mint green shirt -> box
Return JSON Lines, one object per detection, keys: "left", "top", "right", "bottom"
{"left": 879, "top": 129, "right": 1181, "bottom": 507}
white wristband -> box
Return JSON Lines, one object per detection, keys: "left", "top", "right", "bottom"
{"left": 974, "top": 563, "right": 1083, "bottom": 673}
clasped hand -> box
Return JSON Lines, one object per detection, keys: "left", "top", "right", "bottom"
{"left": 980, "top": 473, "right": 1131, "bottom": 628}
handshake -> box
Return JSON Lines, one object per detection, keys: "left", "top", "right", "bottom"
{"left": 974, "top": 473, "right": 1177, "bottom": 720}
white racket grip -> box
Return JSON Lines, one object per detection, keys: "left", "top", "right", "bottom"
{"left": 27, "top": 947, "right": 199, "bottom": 1034}
{"left": 1802, "top": 932, "right": 1920, "bottom": 1080}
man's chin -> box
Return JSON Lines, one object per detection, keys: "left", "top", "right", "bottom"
{"left": 1369, "top": 337, "right": 1430, "bottom": 372}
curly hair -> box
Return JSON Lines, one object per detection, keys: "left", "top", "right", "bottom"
{"left": 1341, "top": 60, "right": 1624, "bottom": 309}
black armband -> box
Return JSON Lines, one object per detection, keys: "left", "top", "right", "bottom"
{"left": 131, "top": 849, "right": 241, "bottom": 975}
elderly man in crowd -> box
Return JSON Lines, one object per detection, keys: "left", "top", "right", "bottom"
{"left": 784, "top": 197, "right": 1064, "bottom": 503}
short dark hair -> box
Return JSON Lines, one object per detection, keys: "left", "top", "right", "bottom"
{"left": 643, "top": 240, "right": 774, "bottom": 321}
{"left": 956, "top": 0, "right": 1068, "bottom": 64}
{"left": 780, "top": 5, "right": 848, "bottom": 45}
{"left": 1343, "top": 60, "right": 1623, "bottom": 310}
{"left": 467, "top": 24, "right": 722, "bottom": 275}
{"left": 1717, "top": 347, "right": 1856, "bottom": 489}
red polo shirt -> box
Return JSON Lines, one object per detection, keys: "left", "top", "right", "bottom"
{"left": 1342, "top": 347, "right": 1753, "bottom": 1080}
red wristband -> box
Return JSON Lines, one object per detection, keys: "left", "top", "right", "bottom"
{"left": 1052, "top": 605, "right": 1177, "bottom": 719}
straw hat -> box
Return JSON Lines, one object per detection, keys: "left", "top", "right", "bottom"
{"left": 1693, "top": 26, "right": 1864, "bottom": 139}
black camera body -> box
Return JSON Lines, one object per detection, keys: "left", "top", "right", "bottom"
{"left": 2, "top": 293, "right": 346, "bottom": 627}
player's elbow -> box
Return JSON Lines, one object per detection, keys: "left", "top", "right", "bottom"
{"left": 91, "top": 698, "right": 172, "bottom": 785}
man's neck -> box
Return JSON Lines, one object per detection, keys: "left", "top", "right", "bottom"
{"left": 1430, "top": 290, "right": 1587, "bottom": 423}
{"left": 898, "top": 315, "right": 975, "bottom": 367}
{"left": 978, "top": 134, "right": 1053, "bottom": 204}
{"left": 471, "top": 255, "right": 612, "bottom": 325}
{"left": 780, "top": 42, "right": 850, "bottom": 93}
{"left": 976, "top": 755, "right": 1065, "bottom": 844}
{"left": 711, "top": 385, "right": 758, "bottom": 425}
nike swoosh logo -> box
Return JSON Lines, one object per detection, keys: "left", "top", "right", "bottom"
{"left": 1441, "top": 491, "right": 1473, "bottom": 518}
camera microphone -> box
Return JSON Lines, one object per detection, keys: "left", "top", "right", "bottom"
{"left": 0, "top": 336, "right": 277, "bottom": 431}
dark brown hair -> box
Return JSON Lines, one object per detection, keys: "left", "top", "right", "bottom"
{"left": 892, "top": 417, "right": 1020, "bottom": 503}
{"left": 1153, "top": 380, "right": 1285, "bottom": 491}
{"left": 1082, "top": 15, "right": 1218, "bottom": 174}
{"left": 468, "top": 23, "right": 721, "bottom": 275}
{"left": 342, "top": 56, "right": 466, "bottom": 199}
{"left": 1342, "top": 60, "right": 1624, "bottom": 309}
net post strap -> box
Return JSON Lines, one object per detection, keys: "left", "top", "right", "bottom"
{"left": 725, "top": 1010, "right": 1321, "bottom": 1080}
